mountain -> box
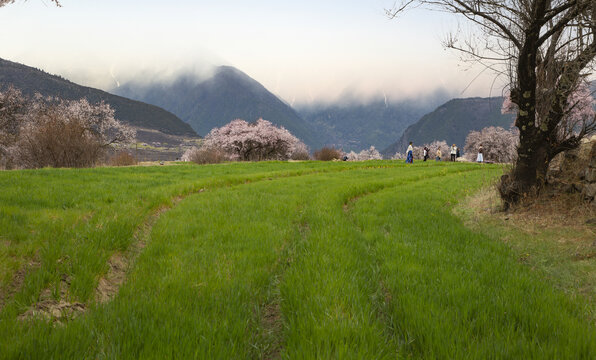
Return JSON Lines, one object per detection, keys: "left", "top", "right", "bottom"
{"left": 113, "top": 66, "right": 324, "bottom": 149}
{"left": 381, "top": 97, "right": 516, "bottom": 157}
{"left": 0, "top": 58, "right": 197, "bottom": 137}
{"left": 297, "top": 93, "right": 450, "bottom": 152}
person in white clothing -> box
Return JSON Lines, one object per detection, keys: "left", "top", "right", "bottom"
{"left": 476, "top": 144, "right": 484, "bottom": 163}
{"left": 406, "top": 142, "right": 414, "bottom": 163}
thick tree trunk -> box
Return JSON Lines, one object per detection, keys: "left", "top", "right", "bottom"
{"left": 499, "top": 131, "right": 550, "bottom": 208}
{"left": 498, "top": 7, "right": 546, "bottom": 208}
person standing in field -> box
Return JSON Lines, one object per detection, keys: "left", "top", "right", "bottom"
{"left": 450, "top": 144, "right": 457, "bottom": 162}
{"left": 436, "top": 148, "right": 441, "bottom": 161}
{"left": 456, "top": 147, "right": 460, "bottom": 159}
{"left": 423, "top": 146, "right": 429, "bottom": 161}
{"left": 476, "top": 144, "right": 484, "bottom": 163}
{"left": 406, "top": 142, "right": 414, "bottom": 163}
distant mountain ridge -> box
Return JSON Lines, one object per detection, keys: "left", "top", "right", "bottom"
{"left": 0, "top": 58, "right": 197, "bottom": 137}
{"left": 382, "top": 97, "right": 515, "bottom": 157}
{"left": 297, "top": 93, "right": 450, "bottom": 152}
{"left": 113, "top": 66, "right": 325, "bottom": 149}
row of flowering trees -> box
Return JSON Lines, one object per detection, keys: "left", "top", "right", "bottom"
{"left": 0, "top": 87, "right": 135, "bottom": 169}
{"left": 392, "top": 129, "right": 519, "bottom": 164}
{"left": 184, "top": 116, "right": 524, "bottom": 165}
{"left": 183, "top": 120, "right": 388, "bottom": 164}
{"left": 345, "top": 146, "right": 383, "bottom": 161}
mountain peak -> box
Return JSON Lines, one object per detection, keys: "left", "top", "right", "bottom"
{"left": 113, "top": 65, "right": 324, "bottom": 148}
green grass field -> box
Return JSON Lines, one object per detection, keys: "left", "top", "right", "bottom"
{"left": 1, "top": 161, "right": 595, "bottom": 359}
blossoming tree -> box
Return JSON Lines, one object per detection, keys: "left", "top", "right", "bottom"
{"left": 464, "top": 127, "right": 519, "bottom": 163}
{"left": 1, "top": 90, "right": 135, "bottom": 168}
{"left": 346, "top": 146, "right": 382, "bottom": 161}
{"left": 203, "top": 118, "right": 307, "bottom": 161}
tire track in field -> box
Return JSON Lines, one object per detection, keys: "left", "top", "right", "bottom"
{"left": 13, "top": 165, "right": 383, "bottom": 321}
{"left": 252, "top": 218, "right": 309, "bottom": 360}
{"left": 340, "top": 168, "right": 484, "bottom": 350}
{"left": 10, "top": 164, "right": 468, "bottom": 323}
{"left": 249, "top": 165, "right": 481, "bottom": 357}
{"left": 95, "top": 191, "right": 204, "bottom": 303}
{"left": 93, "top": 163, "right": 407, "bottom": 306}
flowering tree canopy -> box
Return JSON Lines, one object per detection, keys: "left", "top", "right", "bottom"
{"left": 25, "top": 96, "right": 136, "bottom": 147}
{"left": 204, "top": 118, "right": 307, "bottom": 161}
{"left": 502, "top": 84, "right": 596, "bottom": 144}
{"left": 346, "top": 146, "right": 382, "bottom": 161}
{"left": 464, "top": 126, "right": 519, "bottom": 163}
{"left": 1, "top": 89, "right": 135, "bottom": 168}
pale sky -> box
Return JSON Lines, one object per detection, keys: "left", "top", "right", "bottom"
{"left": 0, "top": 0, "right": 506, "bottom": 104}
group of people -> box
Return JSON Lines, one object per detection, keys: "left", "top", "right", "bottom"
{"left": 405, "top": 142, "right": 484, "bottom": 163}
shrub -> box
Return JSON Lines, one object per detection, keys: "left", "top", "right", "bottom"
{"left": 109, "top": 151, "right": 137, "bottom": 166}
{"left": 182, "top": 146, "right": 229, "bottom": 164}
{"left": 290, "top": 141, "right": 311, "bottom": 160}
{"left": 290, "top": 150, "right": 311, "bottom": 160}
{"left": 314, "top": 147, "right": 342, "bottom": 161}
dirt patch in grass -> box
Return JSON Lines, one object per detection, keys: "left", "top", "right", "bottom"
{"left": 261, "top": 301, "right": 283, "bottom": 360}
{"left": 18, "top": 300, "right": 86, "bottom": 323}
{"left": 95, "top": 252, "right": 130, "bottom": 303}
{"left": 19, "top": 274, "right": 86, "bottom": 323}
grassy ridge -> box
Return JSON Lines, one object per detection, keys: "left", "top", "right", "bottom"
{"left": 1, "top": 161, "right": 595, "bottom": 358}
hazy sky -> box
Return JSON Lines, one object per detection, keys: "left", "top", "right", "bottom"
{"left": 0, "top": 0, "right": 506, "bottom": 104}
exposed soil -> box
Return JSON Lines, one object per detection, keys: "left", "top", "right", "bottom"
{"left": 261, "top": 302, "right": 283, "bottom": 360}
{"left": 19, "top": 274, "right": 87, "bottom": 323}
{"left": 18, "top": 300, "right": 86, "bottom": 323}
{"left": 95, "top": 252, "right": 130, "bottom": 303}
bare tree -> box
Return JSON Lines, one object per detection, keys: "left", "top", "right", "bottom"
{"left": 0, "top": 0, "right": 60, "bottom": 7}
{"left": 389, "top": 1, "right": 596, "bottom": 208}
